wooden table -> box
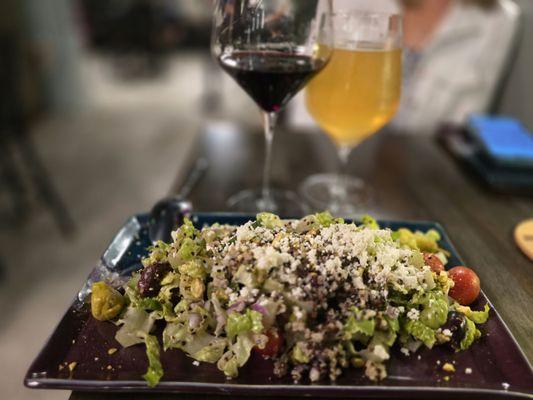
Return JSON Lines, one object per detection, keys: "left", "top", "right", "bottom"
{"left": 70, "top": 128, "right": 533, "bottom": 400}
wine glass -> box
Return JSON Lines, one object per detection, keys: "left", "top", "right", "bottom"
{"left": 211, "top": 0, "right": 333, "bottom": 214}
{"left": 301, "top": 10, "right": 402, "bottom": 215}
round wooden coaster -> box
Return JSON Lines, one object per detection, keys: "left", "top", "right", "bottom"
{"left": 514, "top": 219, "right": 533, "bottom": 261}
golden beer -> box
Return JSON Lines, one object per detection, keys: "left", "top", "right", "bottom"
{"left": 306, "top": 48, "right": 402, "bottom": 147}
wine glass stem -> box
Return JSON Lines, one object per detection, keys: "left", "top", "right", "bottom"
{"left": 261, "top": 111, "right": 278, "bottom": 209}
{"left": 331, "top": 145, "right": 351, "bottom": 212}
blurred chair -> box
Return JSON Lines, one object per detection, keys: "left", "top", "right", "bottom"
{"left": 0, "top": 34, "right": 75, "bottom": 235}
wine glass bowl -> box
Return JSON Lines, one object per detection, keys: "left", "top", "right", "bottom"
{"left": 212, "top": 0, "right": 333, "bottom": 214}
{"left": 301, "top": 10, "right": 403, "bottom": 215}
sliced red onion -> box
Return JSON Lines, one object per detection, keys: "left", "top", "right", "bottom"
{"left": 188, "top": 313, "right": 201, "bottom": 329}
{"left": 251, "top": 303, "right": 268, "bottom": 315}
{"left": 227, "top": 300, "right": 245, "bottom": 313}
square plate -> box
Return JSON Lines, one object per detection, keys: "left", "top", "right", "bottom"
{"left": 24, "top": 213, "right": 533, "bottom": 399}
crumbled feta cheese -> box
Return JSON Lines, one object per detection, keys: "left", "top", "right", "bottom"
{"left": 293, "top": 306, "right": 304, "bottom": 320}
{"left": 502, "top": 382, "right": 510, "bottom": 390}
{"left": 400, "top": 347, "right": 410, "bottom": 357}
{"left": 442, "top": 329, "right": 452, "bottom": 337}
{"left": 465, "top": 368, "right": 472, "bottom": 374}
{"left": 407, "top": 308, "right": 420, "bottom": 321}
{"left": 309, "top": 367, "right": 320, "bottom": 382}
{"left": 373, "top": 345, "right": 390, "bottom": 361}
{"left": 192, "top": 361, "right": 200, "bottom": 367}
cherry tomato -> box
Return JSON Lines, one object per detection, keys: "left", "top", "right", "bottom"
{"left": 448, "top": 266, "right": 481, "bottom": 305}
{"left": 423, "top": 252, "right": 445, "bottom": 273}
{"left": 255, "top": 329, "right": 282, "bottom": 358}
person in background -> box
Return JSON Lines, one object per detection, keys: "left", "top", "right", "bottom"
{"left": 393, "top": 0, "right": 521, "bottom": 134}
{"left": 290, "top": 0, "right": 521, "bottom": 136}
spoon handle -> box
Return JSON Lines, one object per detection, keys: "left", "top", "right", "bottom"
{"left": 178, "top": 158, "right": 209, "bottom": 199}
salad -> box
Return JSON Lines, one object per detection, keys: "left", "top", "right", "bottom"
{"left": 90, "top": 212, "right": 489, "bottom": 386}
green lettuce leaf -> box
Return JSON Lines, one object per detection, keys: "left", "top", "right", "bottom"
{"left": 419, "top": 297, "right": 448, "bottom": 329}
{"left": 216, "top": 334, "right": 258, "bottom": 377}
{"left": 217, "top": 350, "right": 239, "bottom": 377}
{"left": 315, "top": 211, "right": 344, "bottom": 227}
{"left": 361, "top": 215, "right": 379, "bottom": 229}
{"left": 344, "top": 315, "right": 375, "bottom": 339}
{"left": 385, "top": 316, "right": 400, "bottom": 333}
{"left": 405, "top": 320, "right": 436, "bottom": 348}
{"left": 233, "top": 334, "right": 256, "bottom": 365}
{"left": 291, "top": 342, "right": 310, "bottom": 363}
{"left": 162, "top": 322, "right": 189, "bottom": 351}
{"left": 115, "top": 307, "right": 158, "bottom": 348}
{"left": 393, "top": 228, "right": 449, "bottom": 255}
{"left": 177, "top": 238, "right": 198, "bottom": 261}
{"left": 460, "top": 317, "right": 477, "bottom": 350}
{"left": 142, "top": 334, "right": 164, "bottom": 387}
{"left": 456, "top": 304, "right": 490, "bottom": 324}
{"left": 256, "top": 212, "right": 283, "bottom": 229}
{"left": 372, "top": 329, "right": 397, "bottom": 347}
{"left": 178, "top": 259, "right": 207, "bottom": 279}
{"left": 191, "top": 338, "right": 227, "bottom": 363}
{"left": 226, "top": 309, "right": 264, "bottom": 339}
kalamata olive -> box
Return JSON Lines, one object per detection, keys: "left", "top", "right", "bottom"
{"left": 138, "top": 262, "right": 172, "bottom": 297}
{"left": 441, "top": 311, "right": 467, "bottom": 350}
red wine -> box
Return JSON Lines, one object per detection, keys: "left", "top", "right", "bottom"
{"left": 219, "top": 51, "right": 327, "bottom": 113}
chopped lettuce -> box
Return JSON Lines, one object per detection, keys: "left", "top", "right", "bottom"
{"left": 216, "top": 334, "right": 258, "bottom": 377}
{"left": 143, "top": 241, "right": 170, "bottom": 266}
{"left": 315, "top": 211, "right": 344, "bottom": 227}
{"left": 393, "top": 228, "right": 449, "bottom": 256}
{"left": 460, "top": 317, "right": 477, "bottom": 350}
{"left": 142, "top": 334, "right": 164, "bottom": 387}
{"left": 191, "top": 338, "right": 227, "bottom": 363}
{"left": 344, "top": 315, "right": 376, "bottom": 339}
{"left": 419, "top": 296, "right": 448, "bottom": 329}
{"left": 115, "top": 307, "right": 158, "bottom": 348}
{"left": 385, "top": 316, "right": 400, "bottom": 333}
{"left": 404, "top": 320, "right": 436, "bottom": 348}
{"left": 361, "top": 215, "right": 379, "bottom": 229}
{"left": 372, "top": 329, "right": 397, "bottom": 347}
{"left": 137, "top": 297, "right": 164, "bottom": 311}
{"left": 177, "top": 238, "right": 199, "bottom": 261}
{"left": 233, "top": 334, "right": 256, "bottom": 365}
{"left": 178, "top": 259, "right": 207, "bottom": 279}
{"left": 256, "top": 212, "right": 283, "bottom": 229}
{"left": 291, "top": 342, "right": 310, "bottom": 363}
{"left": 217, "top": 350, "right": 239, "bottom": 377}
{"left": 226, "top": 309, "right": 264, "bottom": 339}
{"left": 456, "top": 304, "right": 490, "bottom": 324}
{"left": 162, "top": 322, "right": 189, "bottom": 351}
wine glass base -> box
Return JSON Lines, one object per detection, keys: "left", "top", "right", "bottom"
{"left": 299, "top": 173, "right": 372, "bottom": 216}
{"left": 227, "top": 188, "right": 309, "bottom": 216}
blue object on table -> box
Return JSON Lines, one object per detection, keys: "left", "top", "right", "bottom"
{"left": 467, "top": 114, "right": 533, "bottom": 168}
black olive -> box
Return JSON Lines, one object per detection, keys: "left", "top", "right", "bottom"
{"left": 441, "top": 311, "right": 467, "bottom": 350}
{"left": 137, "top": 262, "right": 172, "bottom": 298}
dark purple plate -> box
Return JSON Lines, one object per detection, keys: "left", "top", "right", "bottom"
{"left": 24, "top": 213, "right": 533, "bottom": 399}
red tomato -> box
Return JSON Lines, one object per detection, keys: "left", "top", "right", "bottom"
{"left": 423, "top": 252, "right": 445, "bottom": 273}
{"left": 448, "top": 266, "right": 481, "bottom": 305}
{"left": 255, "top": 329, "right": 282, "bottom": 358}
